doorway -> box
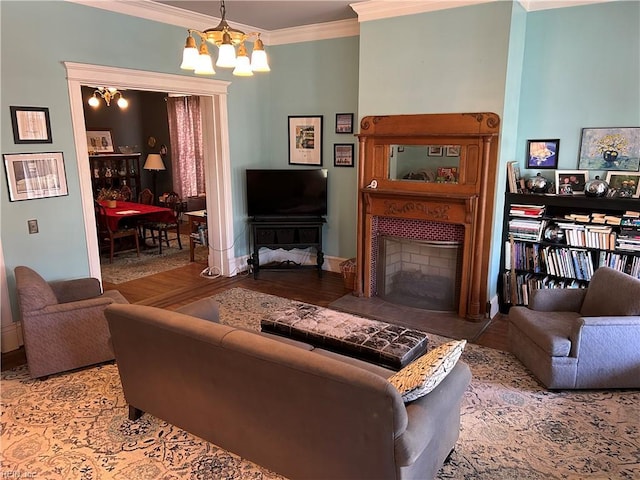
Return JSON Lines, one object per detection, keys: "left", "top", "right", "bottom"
{"left": 65, "top": 62, "right": 237, "bottom": 281}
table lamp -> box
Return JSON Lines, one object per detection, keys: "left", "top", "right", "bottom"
{"left": 143, "top": 153, "right": 166, "bottom": 203}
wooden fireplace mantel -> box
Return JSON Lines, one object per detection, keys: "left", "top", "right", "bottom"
{"left": 355, "top": 113, "right": 500, "bottom": 320}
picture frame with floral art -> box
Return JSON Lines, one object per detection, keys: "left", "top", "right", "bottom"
{"left": 578, "top": 127, "right": 640, "bottom": 171}
{"left": 526, "top": 139, "right": 559, "bottom": 169}
{"left": 555, "top": 170, "right": 589, "bottom": 195}
{"left": 604, "top": 171, "right": 640, "bottom": 198}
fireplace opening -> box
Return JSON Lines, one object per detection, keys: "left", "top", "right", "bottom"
{"left": 377, "top": 236, "right": 463, "bottom": 312}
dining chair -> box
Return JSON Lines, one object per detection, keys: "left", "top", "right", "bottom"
{"left": 143, "top": 192, "right": 183, "bottom": 254}
{"left": 138, "top": 188, "right": 154, "bottom": 205}
{"left": 118, "top": 185, "right": 133, "bottom": 201}
{"left": 95, "top": 201, "right": 140, "bottom": 263}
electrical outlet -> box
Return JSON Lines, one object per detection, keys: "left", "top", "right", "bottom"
{"left": 27, "top": 219, "right": 38, "bottom": 234}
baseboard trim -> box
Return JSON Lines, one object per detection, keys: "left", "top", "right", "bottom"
{"left": 1, "top": 322, "right": 23, "bottom": 353}
{"left": 488, "top": 295, "right": 500, "bottom": 319}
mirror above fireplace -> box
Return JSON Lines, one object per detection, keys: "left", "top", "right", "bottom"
{"left": 388, "top": 144, "right": 461, "bottom": 183}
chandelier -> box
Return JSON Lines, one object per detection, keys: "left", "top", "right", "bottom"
{"left": 180, "top": 0, "right": 270, "bottom": 77}
{"left": 88, "top": 87, "right": 129, "bottom": 109}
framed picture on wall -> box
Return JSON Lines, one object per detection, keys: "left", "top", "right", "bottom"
{"left": 288, "top": 115, "right": 323, "bottom": 165}
{"left": 10, "top": 106, "right": 52, "bottom": 144}
{"left": 578, "top": 127, "right": 640, "bottom": 171}
{"left": 526, "top": 139, "right": 559, "bottom": 169}
{"left": 3, "top": 152, "right": 68, "bottom": 201}
{"left": 86, "top": 128, "right": 115, "bottom": 154}
{"left": 335, "top": 113, "right": 354, "bottom": 134}
{"left": 334, "top": 143, "right": 354, "bottom": 167}
{"left": 428, "top": 146, "right": 443, "bottom": 156}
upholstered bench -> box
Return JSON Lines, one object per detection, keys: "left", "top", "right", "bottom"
{"left": 261, "top": 302, "right": 429, "bottom": 369}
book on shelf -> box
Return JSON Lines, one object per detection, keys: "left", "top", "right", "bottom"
{"left": 506, "top": 161, "right": 522, "bottom": 194}
{"left": 509, "top": 204, "right": 545, "bottom": 217}
{"left": 508, "top": 219, "right": 546, "bottom": 242}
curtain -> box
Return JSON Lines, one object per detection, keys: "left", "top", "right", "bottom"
{"left": 166, "top": 96, "right": 205, "bottom": 198}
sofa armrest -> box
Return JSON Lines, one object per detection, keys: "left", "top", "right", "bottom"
{"left": 529, "top": 288, "right": 587, "bottom": 312}
{"left": 50, "top": 277, "right": 102, "bottom": 303}
{"left": 571, "top": 316, "right": 640, "bottom": 388}
{"left": 30, "top": 296, "right": 116, "bottom": 317}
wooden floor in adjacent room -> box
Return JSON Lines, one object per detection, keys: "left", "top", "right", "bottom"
{"left": 1, "top": 262, "right": 510, "bottom": 371}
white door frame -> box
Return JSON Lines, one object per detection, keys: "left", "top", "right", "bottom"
{"left": 64, "top": 62, "right": 236, "bottom": 280}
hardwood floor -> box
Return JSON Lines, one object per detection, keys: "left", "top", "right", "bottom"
{"left": 1, "top": 263, "right": 510, "bottom": 371}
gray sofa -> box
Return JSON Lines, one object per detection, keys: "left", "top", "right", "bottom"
{"left": 509, "top": 266, "right": 640, "bottom": 389}
{"left": 105, "top": 299, "right": 471, "bottom": 480}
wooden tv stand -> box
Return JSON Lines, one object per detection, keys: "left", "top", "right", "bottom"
{"left": 247, "top": 217, "right": 326, "bottom": 279}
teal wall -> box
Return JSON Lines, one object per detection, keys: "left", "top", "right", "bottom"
{"left": 2, "top": 0, "right": 639, "bottom": 320}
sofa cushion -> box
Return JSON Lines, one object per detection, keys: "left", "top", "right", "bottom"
{"left": 388, "top": 340, "right": 466, "bottom": 403}
{"left": 15, "top": 266, "right": 58, "bottom": 312}
{"left": 580, "top": 267, "right": 640, "bottom": 317}
{"left": 509, "top": 307, "right": 580, "bottom": 356}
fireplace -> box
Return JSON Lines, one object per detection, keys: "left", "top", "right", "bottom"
{"left": 355, "top": 113, "right": 500, "bottom": 320}
{"left": 377, "top": 236, "right": 463, "bottom": 312}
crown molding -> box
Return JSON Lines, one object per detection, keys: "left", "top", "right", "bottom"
{"left": 519, "top": 0, "right": 615, "bottom": 12}
{"left": 350, "top": 0, "right": 498, "bottom": 22}
{"left": 269, "top": 19, "right": 359, "bottom": 46}
{"left": 65, "top": 0, "right": 271, "bottom": 42}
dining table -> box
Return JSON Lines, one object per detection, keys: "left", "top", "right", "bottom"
{"left": 98, "top": 200, "right": 175, "bottom": 232}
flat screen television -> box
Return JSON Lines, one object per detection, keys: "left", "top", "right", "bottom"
{"left": 246, "top": 169, "right": 328, "bottom": 218}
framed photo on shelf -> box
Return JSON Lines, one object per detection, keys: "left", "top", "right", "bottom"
{"left": 10, "top": 106, "right": 52, "bottom": 144}
{"left": 3, "top": 152, "right": 68, "bottom": 201}
{"left": 288, "top": 115, "right": 323, "bottom": 165}
{"left": 428, "top": 146, "right": 443, "bottom": 156}
{"left": 578, "top": 127, "right": 640, "bottom": 171}
{"left": 526, "top": 139, "right": 559, "bottom": 169}
{"left": 555, "top": 170, "right": 589, "bottom": 195}
{"left": 334, "top": 143, "right": 354, "bottom": 167}
{"left": 86, "top": 128, "right": 115, "bottom": 154}
{"left": 605, "top": 171, "right": 640, "bottom": 198}
{"left": 335, "top": 113, "right": 354, "bottom": 134}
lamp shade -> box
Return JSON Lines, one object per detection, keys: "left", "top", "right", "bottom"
{"left": 143, "top": 154, "right": 166, "bottom": 171}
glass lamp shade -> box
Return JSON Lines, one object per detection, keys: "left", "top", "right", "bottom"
{"left": 250, "top": 49, "right": 270, "bottom": 72}
{"left": 216, "top": 43, "right": 237, "bottom": 68}
{"left": 233, "top": 55, "right": 253, "bottom": 76}
{"left": 180, "top": 46, "right": 199, "bottom": 70}
{"left": 88, "top": 96, "right": 100, "bottom": 107}
{"left": 117, "top": 97, "right": 129, "bottom": 109}
{"left": 194, "top": 53, "right": 215, "bottom": 75}
{"left": 143, "top": 154, "right": 166, "bottom": 171}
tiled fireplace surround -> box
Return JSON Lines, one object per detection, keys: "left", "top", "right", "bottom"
{"left": 371, "top": 217, "right": 464, "bottom": 307}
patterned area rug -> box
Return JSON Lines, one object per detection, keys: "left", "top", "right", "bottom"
{"left": 100, "top": 235, "right": 207, "bottom": 284}
{"left": 2, "top": 288, "right": 638, "bottom": 479}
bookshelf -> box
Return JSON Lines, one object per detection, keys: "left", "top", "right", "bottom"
{"left": 499, "top": 193, "right": 640, "bottom": 311}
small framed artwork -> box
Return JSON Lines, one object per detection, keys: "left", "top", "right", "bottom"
{"left": 428, "top": 146, "right": 443, "bottom": 156}
{"left": 445, "top": 146, "right": 461, "bottom": 157}
{"left": 86, "top": 128, "right": 115, "bottom": 154}
{"left": 578, "top": 127, "right": 640, "bottom": 171}
{"left": 3, "top": 152, "right": 68, "bottom": 201}
{"left": 10, "top": 106, "right": 52, "bottom": 144}
{"left": 526, "top": 139, "right": 559, "bottom": 169}
{"left": 555, "top": 170, "right": 589, "bottom": 195}
{"left": 334, "top": 143, "right": 354, "bottom": 167}
{"left": 335, "top": 113, "right": 354, "bottom": 134}
{"left": 605, "top": 171, "right": 640, "bottom": 198}
{"left": 289, "top": 115, "right": 323, "bottom": 165}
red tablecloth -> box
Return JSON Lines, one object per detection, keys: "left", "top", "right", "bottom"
{"left": 99, "top": 201, "right": 175, "bottom": 231}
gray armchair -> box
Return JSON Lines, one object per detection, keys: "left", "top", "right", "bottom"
{"left": 508, "top": 266, "right": 640, "bottom": 389}
{"left": 14, "top": 266, "right": 129, "bottom": 378}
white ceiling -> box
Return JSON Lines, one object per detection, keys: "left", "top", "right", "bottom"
{"left": 152, "top": 1, "right": 358, "bottom": 30}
